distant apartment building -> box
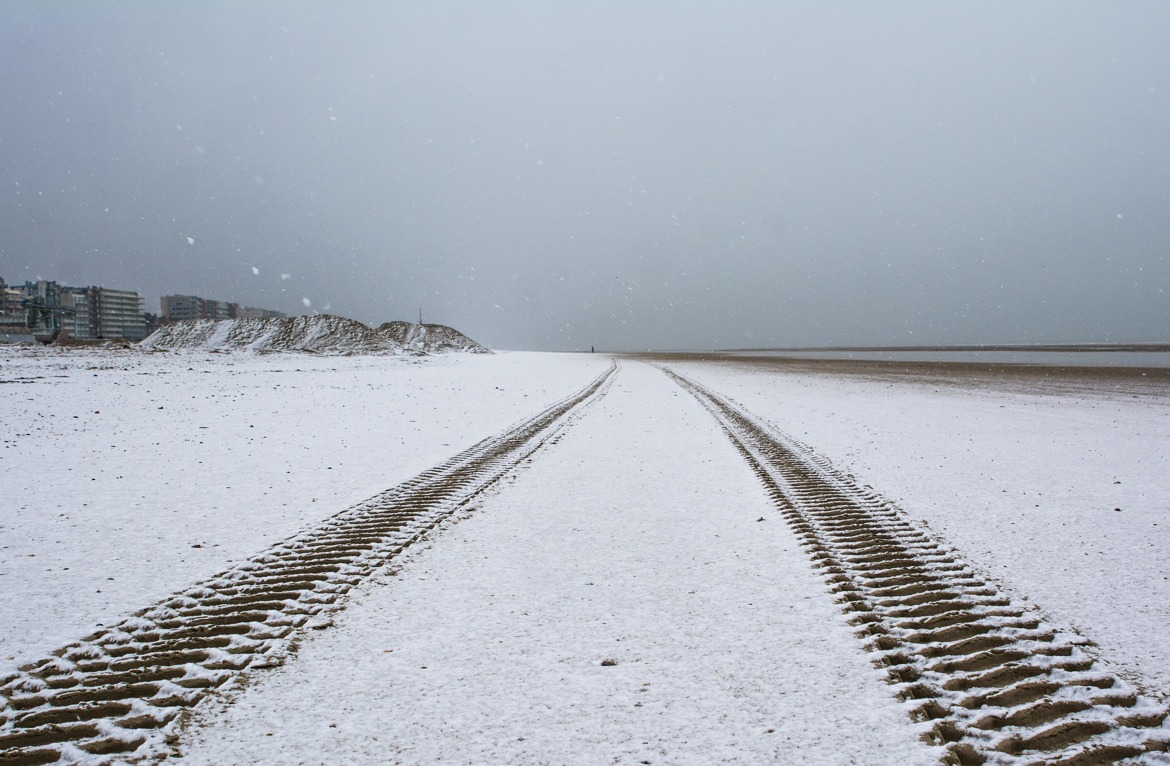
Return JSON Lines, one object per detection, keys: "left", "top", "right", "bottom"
{"left": 85, "top": 287, "right": 146, "bottom": 341}
{"left": 233, "top": 305, "right": 286, "bottom": 320}
{"left": 0, "top": 277, "right": 25, "bottom": 326}
{"left": 160, "top": 294, "right": 233, "bottom": 322}
{"left": 160, "top": 294, "right": 285, "bottom": 323}
{"left": 1, "top": 279, "right": 146, "bottom": 342}
{"left": 0, "top": 278, "right": 32, "bottom": 342}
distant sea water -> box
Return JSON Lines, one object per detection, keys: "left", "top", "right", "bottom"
{"left": 716, "top": 347, "right": 1170, "bottom": 368}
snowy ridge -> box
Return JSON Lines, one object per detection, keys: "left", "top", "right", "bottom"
{"left": 139, "top": 316, "right": 406, "bottom": 355}
{"left": 0, "top": 363, "right": 617, "bottom": 765}
{"left": 665, "top": 368, "right": 1170, "bottom": 766}
{"left": 376, "top": 321, "right": 490, "bottom": 354}
{"left": 139, "top": 316, "right": 489, "bottom": 355}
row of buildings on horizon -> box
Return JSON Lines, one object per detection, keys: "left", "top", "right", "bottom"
{"left": 0, "top": 277, "right": 284, "bottom": 344}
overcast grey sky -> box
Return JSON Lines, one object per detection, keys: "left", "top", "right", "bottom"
{"left": 1, "top": 2, "right": 1168, "bottom": 350}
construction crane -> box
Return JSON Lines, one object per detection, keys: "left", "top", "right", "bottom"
{"left": 21, "top": 296, "right": 77, "bottom": 342}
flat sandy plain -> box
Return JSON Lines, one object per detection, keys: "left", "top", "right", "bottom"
{"left": 2, "top": 347, "right": 1168, "bottom": 765}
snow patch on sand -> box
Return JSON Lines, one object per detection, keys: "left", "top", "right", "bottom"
{"left": 0, "top": 348, "right": 607, "bottom": 673}
{"left": 671, "top": 360, "right": 1170, "bottom": 698}
{"left": 175, "top": 362, "right": 935, "bottom": 765}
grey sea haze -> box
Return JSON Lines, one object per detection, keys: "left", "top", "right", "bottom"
{"left": 1, "top": 2, "right": 1168, "bottom": 350}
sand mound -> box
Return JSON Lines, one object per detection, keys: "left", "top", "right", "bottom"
{"left": 140, "top": 315, "right": 405, "bottom": 355}
{"left": 377, "top": 321, "right": 490, "bottom": 354}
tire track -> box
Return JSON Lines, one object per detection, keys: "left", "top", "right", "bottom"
{"left": 664, "top": 368, "right": 1170, "bottom": 766}
{"left": 0, "top": 362, "right": 617, "bottom": 766}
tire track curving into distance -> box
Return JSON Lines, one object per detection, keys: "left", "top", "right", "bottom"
{"left": 0, "top": 362, "right": 617, "bottom": 766}
{"left": 664, "top": 367, "right": 1169, "bottom": 766}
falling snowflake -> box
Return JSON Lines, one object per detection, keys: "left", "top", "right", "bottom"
{"left": 251, "top": 266, "right": 260, "bottom": 275}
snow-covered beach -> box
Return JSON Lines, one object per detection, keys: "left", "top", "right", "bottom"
{"left": 2, "top": 347, "right": 1168, "bottom": 764}
{"left": 0, "top": 349, "right": 608, "bottom": 671}
{"left": 668, "top": 358, "right": 1170, "bottom": 699}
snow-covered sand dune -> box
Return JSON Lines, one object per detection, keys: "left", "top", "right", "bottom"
{"left": 377, "top": 320, "right": 490, "bottom": 354}
{"left": 138, "top": 315, "right": 490, "bottom": 356}
{"left": 139, "top": 315, "right": 402, "bottom": 355}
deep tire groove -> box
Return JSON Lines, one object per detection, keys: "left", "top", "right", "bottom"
{"left": 664, "top": 367, "right": 1170, "bottom": 766}
{"left": 0, "top": 362, "right": 617, "bottom": 765}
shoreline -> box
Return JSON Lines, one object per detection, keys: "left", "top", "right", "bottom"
{"left": 629, "top": 351, "right": 1170, "bottom": 395}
